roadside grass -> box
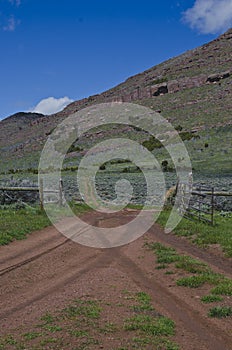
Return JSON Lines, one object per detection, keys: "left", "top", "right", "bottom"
{"left": 201, "top": 295, "right": 223, "bottom": 303}
{"left": 0, "top": 292, "right": 180, "bottom": 350}
{"left": 208, "top": 306, "right": 232, "bottom": 318}
{"left": 146, "top": 242, "right": 232, "bottom": 317}
{"left": 147, "top": 242, "right": 209, "bottom": 274}
{"left": 156, "top": 209, "right": 232, "bottom": 257}
{"left": 176, "top": 273, "right": 222, "bottom": 288}
{"left": 0, "top": 202, "right": 91, "bottom": 245}
{"left": 0, "top": 206, "right": 50, "bottom": 245}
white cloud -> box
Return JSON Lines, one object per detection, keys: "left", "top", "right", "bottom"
{"left": 3, "top": 15, "right": 20, "bottom": 31}
{"left": 30, "top": 97, "right": 74, "bottom": 115}
{"left": 183, "top": 0, "right": 232, "bottom": 34}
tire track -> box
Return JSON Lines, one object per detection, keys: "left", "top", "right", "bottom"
{"left": 0, "top": 249, "right": 102, "bottom": 321}
{"left": 0, "top": 230, "right": 64, "bottom": 265}
{"left": 0, "top": 239, "right": 69, "bottom": 277}
{"left": 0, "top": 215, "right": 99, "bottom": 277}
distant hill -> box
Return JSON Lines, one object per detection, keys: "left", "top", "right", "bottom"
{"left": 0, "top": 28, "right": 232, "bottom": 175}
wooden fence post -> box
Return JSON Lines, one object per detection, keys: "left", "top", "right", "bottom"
{"left": 39, "top": 178, "right": 44, "bottom": 210}
{"left": 59, "top": 179, "right": 63, "bottom": 207}
{"left": 211, "top": 187, "right": 214, "bottom": 226}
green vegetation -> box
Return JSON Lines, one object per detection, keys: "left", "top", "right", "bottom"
{"left": 62, "top": 165, "right": 79, "bottom": 172}
{"left": 0, "top": 206, "right": 50, "bottom": 245}
{"left": 208, "top": 306, "right": 232, "bottom": 318}
{"left": 179, "top": 131, "right": 199, "bottom": 142}
{"left": 5, "top": 167, "right": 39, "bottom": 175}
{"left": 23, "top": 331, "right": 44, "bottom": 340}
{"left": 0, "top": 202, "right": 91, "bottom": 245}
{"left": 210, "top": 280, "right": 232, "bottom": 296}
{"left": 146, "top": 241, "right": 232, "bottom": 317}
{"left": 133, "top": 291, "right": 154, "bottom": 311}
{"left": 63, "top": 300, "right": 102, "bottom": 320}
{"left": 142, "top": 135, "right": 163, "bottom": 151}
{"left": 146, "top": 77, "right": 168, "bottom": 86}
{"left": 201, "top": 295, "right": 223, "bottom": 303}
{"left": 124, "top": 291, "right": 179, "bottom": 350}
{"left": 157, "top": 209, "right": 232, "bottom": 257}
{"left": 124, "top": 314, "right": 175, "bottom": 336}
{"left": 176, "top": 273, "right": 222, "bottom": 288}
{"left": 146, "top": 242, "right": 209, "bottom": 274}
{"left": 161, "top": 160, "right": 174, "bottom": 172}
{"left": 67, "top": 143, "right": 83, "bottom": 153}
{"left": 0, "top": 292, "right": 179, "bottom": 350}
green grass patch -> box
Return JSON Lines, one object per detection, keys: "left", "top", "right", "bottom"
{"left": 157, "top": 209, "right": 232, "bottom": 257}
{"left": 156, "top": 264, "right": 168, "bottom": 269}
{"left": 0, "top": 206, "right": 50, "bottom": 245}
{"left": 0, "top": 202, "right": 91, "bottom": 245}
{"left": 134, "top": 292, "right": 154, "bottom": 311}
{"left": 146, "top": 241, "right": 232, "bottom": 317}
{"left": 146, "top": 242, "right": 181, "bottom": 264}
{"left": 201, "top": 295, "right": 223, "bottom": 303}
{"left": 40, "top": 312, "right": 55, "bottom": 324}
{"left": 211, "top": 280, "right": 232, "bottom": 296}
{"left": 124, "top": 315, "right": 179, "bottom": 349}
{"left": 132, "top": 337, "right": 180, "bottom": 350}
{"left": 23, "top": 331, "right": 44, "bottom": 340}
{"left": 175, "top": 256, "right": 209, "bottom": 274}
{"left": 63, "top": 299, "right": 102, "bottom": 320}
{"left": 176, "top": 272, "right": 222, "bottom": 288}
{"left": 126, "top": 292, "right": 179, "bottom": 349}
{"left": 208, "top": 306, "right": 232, "bottom": 318}
{"left": 146, "top": 242, "right": 209, "bottom": 274}
{"left": 124, "top": 314, "right": 175, "bottom": 336}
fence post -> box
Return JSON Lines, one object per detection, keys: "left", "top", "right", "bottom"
{"left": 59, "top": 179, "right": 63, "bottom": 207}
{"left": 211, "top": 187, "right": 214, "bottom": 226}
{"left": 39, "top": 178, "right": 44, "bottom": 210}
{"left": 198, "top": 185, "right": 201, "bottom": 221}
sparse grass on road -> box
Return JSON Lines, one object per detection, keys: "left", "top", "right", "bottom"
{"left": 146, "top": 241, "right": 232, "bottom": 318}
{"left": 0, "top": 292, "right": 180, "bottom": 350}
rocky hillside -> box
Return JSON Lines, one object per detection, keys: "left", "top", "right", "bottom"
{"left": 0, "top": 29, "right": 232, "bottom": 174}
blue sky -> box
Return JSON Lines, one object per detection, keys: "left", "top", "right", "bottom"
{"left": 1, "top": 0, "right": 232, "bottom": 119}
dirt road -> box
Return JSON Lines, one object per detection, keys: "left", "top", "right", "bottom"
{"left": 0, "top": 210, "right": 231, "bottom": 349}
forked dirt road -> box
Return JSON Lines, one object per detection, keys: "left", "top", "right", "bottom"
{"left": 0, "top": 210, "right": 231, "bottom": 349}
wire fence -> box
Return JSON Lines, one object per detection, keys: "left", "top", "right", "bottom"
{"left": 0, "top": 179, "right": 63, "bottom": 210}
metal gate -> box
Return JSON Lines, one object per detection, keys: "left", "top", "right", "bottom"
{"left": 177, "top": 182, "right": 214, "bottom": 225}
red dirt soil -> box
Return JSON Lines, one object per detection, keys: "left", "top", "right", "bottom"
{"left": 0, "top": 209, "right": 231, "bottom": 349}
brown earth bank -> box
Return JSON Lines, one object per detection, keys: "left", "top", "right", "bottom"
{"left": 0, "top": 209, "right": 231, "bottom": 349}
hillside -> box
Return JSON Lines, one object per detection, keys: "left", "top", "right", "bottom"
{"left": 0, "top": 28, "right": 232, "bottom": 175}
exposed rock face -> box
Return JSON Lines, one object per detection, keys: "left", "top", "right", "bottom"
{"left": 207, "top": 71, "right": 230, "bottom": 83}
{"left": 106, "top": 70, "right": 231, "bottom": 103}
{"left": 152, "top": 83, "right": 168, "bottom": 96}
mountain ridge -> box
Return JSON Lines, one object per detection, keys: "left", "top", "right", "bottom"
{"left": 0, "top": 28, "right": 232, "bottom": 174}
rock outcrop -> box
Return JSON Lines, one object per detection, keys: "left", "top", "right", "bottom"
{"left": 109, "top": 70, "right": 231, "bottom": 103}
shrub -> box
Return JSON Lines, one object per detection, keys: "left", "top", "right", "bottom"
{"left": 142, "top": 136, "right": 163, "bottom": 151}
